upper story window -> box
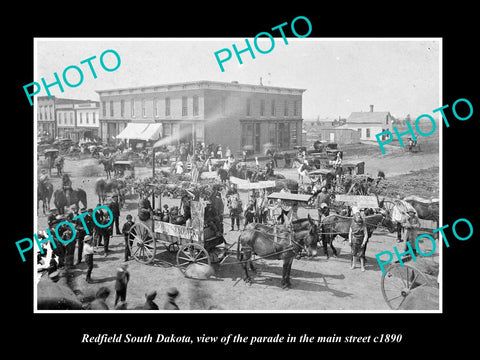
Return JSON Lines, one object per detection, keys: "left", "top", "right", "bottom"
{"left": 193, "top": 96, "right": 199, "bottom": 116}
{"left": 182, "top": 96, "right": 188, "bottom": 116}
{"left": 246, "top": 98, "right": 252, "bottom": 116}
{"left": 165, "top": 97, "right": 171, "bottom": 116}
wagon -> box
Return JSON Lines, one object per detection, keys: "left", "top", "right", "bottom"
{"left": 113, "top": 160, "right": 135, "bottom": 178}
{"left": 127, "top": 197, "right": 227, "bottom": 276}
{"left": 380, "top": 255, "right": 439, "bottom": 310}
{"left": 266, "top": 192, "right": 315, "bottom": 223}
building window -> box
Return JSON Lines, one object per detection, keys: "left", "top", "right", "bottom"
{"left": 290, "top": 122, "right": 297, "bottom": 146}
{"left": 70, "top": 113, "right": 73, "bottom": 124}
{"left": 142, "top": 99, "right": 146, "bottom": 117}
{"left": 284, "top": 100, "right": 288, "bottom": 116}
{"left": 386, "top": 115, "right": 389, "bottom": 124}
{"left": 260, "top": 99, "right": 265, "bottom": 116}
{"left": 131, "top": 99, "right": 135, "bottom": 117}
{"left": 294, "top": 100, "right": 299, "bottom": 116}
{"left": 193, "top": 95, "right": 199, "bottom": 116}
{"left": 102, "top": 101, "right": 106, "bottom": 117}
{"left": 163, "top": 123, "right": 171, "bottom": 137}
{"left": 182, "top": 96, "right": 188, "bottom": 116}
{"left": 109, "top": 101, "right": 114, "bottom": 117}
{"left": 121, "top": 100, "right": 125, "bottom": 117}
{"left": 268, "top": 122, "right": 277, "bottom": 145}
{"left": 241, "top": 122, "right": 261, "bottom": 153}
{"left": 246, "top": 98, "right": 252, "bottom": 116}
{"left": 271, "top": 100, "right": 276, "bottom": 116}
{"left": 79, "top": 113, "right": 83, "bottom": 124}
{"left": 39, "top": 107, "right": 43, "bottom": 120}
{"left": 154, "top": 98, "right": 158, "bottom": 117}
{"left": 366, "top": 128, "right": 371, "bottom": 138}
{"left": 165, "top": 97, "right": 170, "bottom": 116}
{"left": 86, "top": 113, "right": 89, "bottom": 124}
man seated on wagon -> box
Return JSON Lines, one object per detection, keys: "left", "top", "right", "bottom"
{"left": 204, "top": 201, "right": 221, "bottom": 236}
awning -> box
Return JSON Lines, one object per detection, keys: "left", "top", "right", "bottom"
{"left": 116, "top": 123, "right": 162, "bottom": 141}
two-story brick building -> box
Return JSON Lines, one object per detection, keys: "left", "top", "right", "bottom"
{"left": 96, "top": 80, "right": 306, "bottom": 154}
{"left": 37, "top": 96, "right": 57, "bottom": 138}
{"left": 56, "top": 99, "right": 99, "bottom": 141}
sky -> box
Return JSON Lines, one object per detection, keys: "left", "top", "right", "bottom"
{"left": 35, "top": 38, "right": 440, "bottom": 120}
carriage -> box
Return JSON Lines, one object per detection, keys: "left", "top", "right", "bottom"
{"left": 43, "top": 148, "right": 60, "bottom": 175}
{"left": 113, "top": 160, "right": 135, "bottom": 178}
{"left": 127, "top": 189, "right": 228, "bottom": 276}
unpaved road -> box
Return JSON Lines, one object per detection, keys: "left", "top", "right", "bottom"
{"left": 36, "top": 149, "right": 440, "bottom": 311}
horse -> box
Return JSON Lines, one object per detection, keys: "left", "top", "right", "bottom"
{"left": 53, "top": 188, "right": 87, "bottom": 214}
{"left": 237, "top": 215, "right": 319, "bottom": 289}
{"left": 320, "top": 212, "right": 396, "bottom": 258}
{"left": 98, "top": 157, "right": 114, "bottom": 179}
{"left": 94, "top": 178, "right": 127, "bottom": 206}
{"left": 37, "top": 181, "right": 53, "bottom": 215}
{"left": 403, "top": 196, "right": 439, "bottom": 224}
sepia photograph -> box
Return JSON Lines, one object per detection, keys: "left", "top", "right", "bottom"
{"left": 33, "top": 38, "right": 441, "bottom": 312}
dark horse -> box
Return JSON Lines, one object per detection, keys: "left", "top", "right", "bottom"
{"left": 320, "top": 212, "right": 396, "bottom": 258}
{"left": 37, "top": 181, "right": 53, "bottom": 215}
{"left": 98, "top": 157, "right": 114, "bottom": 179}
{"left": 53, "top": 188, "right": 87, "bottom": 214}
{"left": 237, "top": 215, "right": 319, "bottom": 289}
{"left": 404, "top": 197, "right": 439, "bottom": 224}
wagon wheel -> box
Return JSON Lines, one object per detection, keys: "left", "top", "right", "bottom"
{"left": 381, "top": 262, "right": 432, "bottom": 310}
{"left": 382, "top": 200, "right": 396, "bottom": 215}
{"left": 128, "top": 222, "right": 157, "bottom": 264}
{"left": 176, "top": 243, "right": 210, "bottom": 275}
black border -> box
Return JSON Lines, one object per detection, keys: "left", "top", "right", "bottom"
{"left": 7, "top": 5, "right": 479, "bottom": 353}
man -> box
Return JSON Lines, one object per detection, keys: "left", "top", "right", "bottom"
{"left": 243, "top": 199, "right": 256, "bottom": 229}
{"left": 348, "top": 212, "right": 369, "bottom": 271}
{"left": 114, "top": 263, "right": 130, "bottom": 307}
{"left": 403, "top": 210, "right": 420, "bottom": 256}
{"left": 138, "top": 192, "right": 153, "bottom": 221}
{"left": 95, "top": 208, "right": 112, "bottom": 256}
{"left": 163, "top": 287, "right": 180, "bottom": 310}
{"left": 121, "top": 214, "right": 135, "bottom": 261}
{"left": 204, "top": 201, "right": 221, "bottom": 236}
{"left": 108, "top": 194, "right": 121, "bottom": 235}
{"left": 143, "top": 290, "right": 159, "bottom": 310}
{"left": 83, "top": 235, "right": 94, "bottom": 283}
{"left": 47, "top": 206, "right": 58, "bottom": 228}
{"left": 228, "top": 194, "right": 242, "bottom": 231}
{"left": 211, "top": 191, "right": 224, "bottom": 234}
{"left": 72, "top": 205, "right": 87, "bottom": 265}
{"left": 255, "top": 190, "right": 269, "bottom": 224}
{"left": 62, "top": 174, "right": 73, "bottom": 204}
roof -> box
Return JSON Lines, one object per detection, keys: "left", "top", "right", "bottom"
{"left": 116, "top": 123, "right": 162, "bottom": 141}
{"left": 95, "top": 80, "right": 306, "bottom": 96}
{"left": 347, "top": 111, "right": 391, "bottom": 124}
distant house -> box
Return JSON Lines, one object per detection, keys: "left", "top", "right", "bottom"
{"left": 341, "top": 105, "right": 394, "bottom": 141}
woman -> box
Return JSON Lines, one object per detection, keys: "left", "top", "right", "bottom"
{"left": 348, "top": 212, "right": 368, "bottom": 271}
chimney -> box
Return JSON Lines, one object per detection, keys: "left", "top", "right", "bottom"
{"left": 369, "top": 104, "right": 374, "bottom": 112}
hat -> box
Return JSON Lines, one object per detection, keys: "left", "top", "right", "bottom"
{"left": 50, "top": 206, "right": 57, "bottom": 211}
{"left": 145, "top": 290, "right": 157, "bottom": 301}
{"left": 320, "top": 203, "right": 328, "bottom": 209}
{"left": 167, "top": 287, "right": 179, "bottom": 297}
{"left": 83, "top": 235, "right": 93, "bottom": 242}
{"left": 126, "top": 214, "right": 133, "bottom": 219}
{"left": 48, "top": 271, "right": 60, "bottom": 282}
{"left": 55, "top": 215, "right": 64, "bottom": 220}
{"left": 407, "top": 210, "right": 416, "bottom": 215}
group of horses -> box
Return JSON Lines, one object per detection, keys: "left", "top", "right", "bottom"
{"left": 37, "top": 181, "right": 87, "bottom": 215}
{"left": 236, "top": 195, "right": 439, "bottom": 289}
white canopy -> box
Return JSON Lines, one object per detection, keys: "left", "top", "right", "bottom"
{"left": 116, "top": 123, "right": 162, "bottom": 141}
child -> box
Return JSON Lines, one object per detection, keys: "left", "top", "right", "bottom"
{"left": 162, "top": 204, "right": 170, "bottom": 223}
{"left": 121, "top": 214, "right": 135, "bottom": 261}
{"left": 114, "top": 263, "right": 130, "bottom": 306}
{"left": 83, "top": 235, "right": 94, "bottom": 283}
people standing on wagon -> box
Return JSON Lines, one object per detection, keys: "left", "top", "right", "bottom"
{"left": 121, "top": 214, "right": 135, "bottom": 262}
{"left": 114, "top": 263, "right": 130, "bottom": 307}
{"left": 243, "top": 199, "right": 256, "bottom": 229}
{"left": 348, "top": 212, "right": 369, "bottom": 271}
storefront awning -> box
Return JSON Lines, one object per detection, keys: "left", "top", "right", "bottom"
{"left": 116, "top": 123, "right": 162, "bottom": 141}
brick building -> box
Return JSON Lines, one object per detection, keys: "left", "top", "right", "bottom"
{"left": 56, "top": 99, "right": 99, "bottom": 141}
{"left": 96, "top": 80, "right": 305, "bottom": 154}
{"left": 37, "top": 96, "right": 57, "bottom": 138}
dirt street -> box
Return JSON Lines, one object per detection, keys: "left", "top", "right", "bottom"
{"left": 36, "top": 149, "right": 440, "bottom": 311}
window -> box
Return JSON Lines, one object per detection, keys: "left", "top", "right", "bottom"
{"left": 39, "top": 107, "right": 43, "bottom": 120}
{"left": 86, "top": 113, "right": 89, "bottom": 124}
{"left": 260, "top": 99, "right": 265, "bottom": 116}
{"left": 290, "top": 122, "right": 297, "bottom": 146}
{"left": 70, "top": 113, "right": 73, "bottom": 124}
{"left": 79, "top": 113, "right": 83, "bottom": 124}
{"left": 142, "top": 99, "right": 146, "bottom": 117}
{"left": 284, "top": 100, "right": 288, "bottom": 116}
{"left": 131, "top": 99, "right": 135, "bottom": 117}
{"left": 165, "top": 97, "right": 170, "bottom": 116}
{"left": 366, "top": 128, "right": 371, "bottom": 138}
{"left": 102, "top": 101, "right": 106, "bottom": 117}
{"left": 271, "top": 100, "right": 276, "bottom": 116}
{"left": 182, "top": 96, "right": 188, "bottom": 116}
{"left": 268, "top": 122, "right": 276, "bottom": 145}
{"left": 110, "top": 101, "right": 114, "bottom": 117}
{"left": 120, "top": 100, "right": 125, "bottom": 117}
{"left": 294, "top": 100, "right": 299, "bottom": 116}
{"left": 153, "top": 98, "right": 158, "bottom": 117}
{"left": 246, "top": 98, "right": 252, "bottom": 116}
{"left": 193, "top": 95, "right": 199, "bottom": 116}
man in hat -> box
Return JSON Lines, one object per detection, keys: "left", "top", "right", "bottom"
{"left": 47, "top": 206, "right": 59, "bottom": 228}
{"left": 114, "top": 263, "right": 130, "bottom": 306}
{"left": 121, "top": 214, "right": 135, "bottom": 261}
{"left": 83, "top": 235, "right": 94, "bottom": 283}
{"left": 243, "top": 199, "right": 256, "bottom": 229}
{"left": 402, "top": 209, "right": 420, "bottom": 255}
{"left": 204, "top": 201, "right": 221, "bottom": 236}
{"left": 348, "top": 212, "right": 369, "bottom": 271}
{"left": 143, "top": 290, "right": 159, "bottom": 310}
{"left": 163, "top": 287, "right": 180, "bottom": 310}
{"left": 108, "top": 194, "right": 121, "bottom": 235}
